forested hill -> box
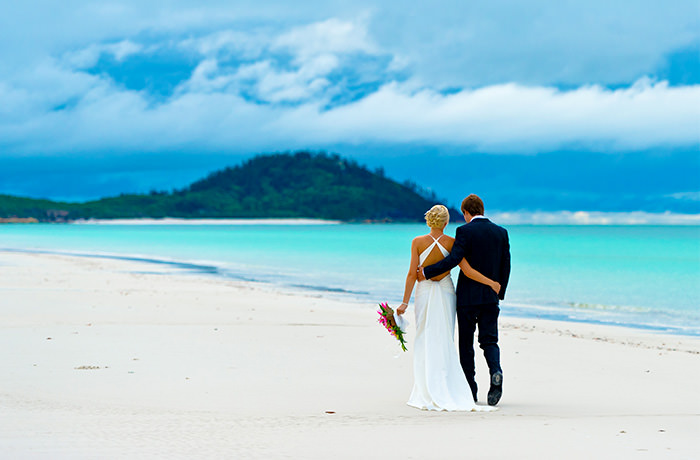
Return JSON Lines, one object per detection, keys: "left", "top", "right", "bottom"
{"left": 0, "top": 152, "right": 460, "bottom": 222}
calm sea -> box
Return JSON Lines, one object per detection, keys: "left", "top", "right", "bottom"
{"left": 2, "top": 223, "right": 699, "bottom": 336}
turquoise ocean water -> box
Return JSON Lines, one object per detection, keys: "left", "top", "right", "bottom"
{"left": 1, "top": 223, "right": 699, "bottom": 336}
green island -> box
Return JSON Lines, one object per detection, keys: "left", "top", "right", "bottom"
{"left": 0, "top": 152, "right": 459, "bottom": 222}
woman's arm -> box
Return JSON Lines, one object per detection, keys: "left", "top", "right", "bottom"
{"left": 458, "top": 258, "right": 501, "bottom": 294}
{"left": 397, "top": 239, "right": 420, "bottom": 315}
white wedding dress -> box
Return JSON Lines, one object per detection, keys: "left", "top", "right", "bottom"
{"left": 407, "top": 236, "right": 494, "bottom": 412}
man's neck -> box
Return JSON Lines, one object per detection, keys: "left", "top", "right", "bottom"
{"left": 470, "top": 215, "right": 487, "bottom": 221}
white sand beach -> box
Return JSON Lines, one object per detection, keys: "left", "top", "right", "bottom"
{"left": 1, "top": 250, "right": 698, "bottom": 459}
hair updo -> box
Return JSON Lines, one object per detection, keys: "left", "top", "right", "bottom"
{"left": 424, "top": 205, "right": 449, "bottom": 228}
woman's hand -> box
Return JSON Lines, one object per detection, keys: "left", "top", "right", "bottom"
{"left": 397, "top": 303, "right": 408, "bottom": 315}
{"left": 490, "top": 281, "right": 501, "bottom": 294}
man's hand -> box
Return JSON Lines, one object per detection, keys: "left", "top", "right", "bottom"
{"left": 416, "top": 266, "right": 426, "bottom": 282}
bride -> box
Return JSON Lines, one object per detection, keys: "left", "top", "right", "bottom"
{"left": 397, "top": 205, "right": 500, "bottom": 411}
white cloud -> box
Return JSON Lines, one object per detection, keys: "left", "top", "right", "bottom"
{"left": 1, "top": 0, "right": 698, "bottom": 89}
{"left": 0, "top": 12, "right": 698, "bottom": 155}
{"left": 179, "top": 58, "right": 236, "bottom": 93}
{"left": 171, "top": 18, "right": 380, "bottom": 104}
{"left": 230, "top": 54, "right": 338, "bottom": 103}
{"left": 1, "top": 52, "right": 699, "bottom": 154}
{"left": 668, "top": 192, "right": 700, "bottom": 202}
{"left": 174, "top": 52, "right": 338, "bottom": 103}
{"left": 0, "top": 58, "right": 103, "bottom": 122}
{"left": 177, "top": 30, "right": 267, "bottom": 59}
{"left": 491, "top": 211, "right": 700, "bottom": 225}
{"left": 108, "top": 40, "right": 143, "bottom": 61}
{"left": 272, "top": 17, "right": 377, "bottom": 62}
{"left": 62, "top": 40, "right": 145, "bottom": 70}
{"left": 271, "top": 79, "right": 700, "bottom": 150}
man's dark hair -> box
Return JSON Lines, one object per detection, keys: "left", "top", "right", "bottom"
{"left": 461, "top": 194, "right": 485, "bottom": 216}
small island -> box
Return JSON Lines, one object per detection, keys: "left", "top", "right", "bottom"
{"left": 0, "top": 152, "right": 459, "bottom": 223}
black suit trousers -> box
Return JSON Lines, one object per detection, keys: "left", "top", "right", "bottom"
{"left": 457, "top": 302, "right": 502, "bottom": 385}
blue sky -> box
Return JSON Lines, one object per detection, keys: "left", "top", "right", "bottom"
{"left": 0, "top": 0, "right": 698, "bottom": 212}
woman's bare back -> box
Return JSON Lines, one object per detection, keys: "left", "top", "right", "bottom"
{"left": 415, "top": 234, "right": 454, "bottom": 280}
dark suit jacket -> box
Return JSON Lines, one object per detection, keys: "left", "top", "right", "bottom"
{"left": 423, "top": 217, "right": 511, "bottom": 307}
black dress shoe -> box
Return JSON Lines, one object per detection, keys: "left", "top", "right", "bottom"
{"left": 487, "top": 371, "right": 503, "bottom": 406}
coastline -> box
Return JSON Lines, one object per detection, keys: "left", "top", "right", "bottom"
{"left": 1, "top": 250, "right": 698, "bottom": 458}
{"left": 3, "top": 211, "right": 699, "bottom": 226}
{"left": 71, "top": 218, "right": 342, "bottom": 225}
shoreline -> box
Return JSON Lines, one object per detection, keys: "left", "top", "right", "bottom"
{"left": 2, "top": 246, "right": 698, "bottom": 338}
{"left": 1, "top": 250, "right": 699, "bottom": 458}
{"left": 71, "top": 217, "right": 343, "bottom": 225}
{"left": 3, "top": 211, "right": 699, "bottom": 226}
{"left": 2, "top": 213, "right": 699, "bottom": 226}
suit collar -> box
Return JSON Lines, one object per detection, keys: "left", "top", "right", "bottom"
{"left": 469, "top": 216, "right": 490, "bottom": 224}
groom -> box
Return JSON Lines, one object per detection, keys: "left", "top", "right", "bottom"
{"left": 418, "top": 194, "right": 511, "bottom": 406}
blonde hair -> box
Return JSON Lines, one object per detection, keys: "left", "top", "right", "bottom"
{"left": 424, "top": 205, "right": 449, "bottom": 228}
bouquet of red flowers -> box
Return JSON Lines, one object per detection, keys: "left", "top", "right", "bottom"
{"left": 377, "top": 302, "right": 408, "bottom": 352}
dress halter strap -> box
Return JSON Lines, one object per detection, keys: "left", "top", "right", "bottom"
{"left": 419, "top": 234, "right": 449, "bottom": 265}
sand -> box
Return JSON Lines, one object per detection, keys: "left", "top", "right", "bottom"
{"left": 0, "top": 250, "right": 698, "bottom": 459}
